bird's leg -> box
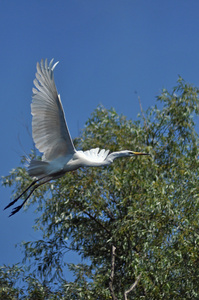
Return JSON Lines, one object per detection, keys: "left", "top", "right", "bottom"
{"left": 8, "top": 177, "right": 51, "bottom": 217}
{"left": 4, "top": 178, "right": 39, "bottom": 210}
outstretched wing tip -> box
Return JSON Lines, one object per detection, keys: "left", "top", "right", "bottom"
{"left": 38, "top": 58, "right": 59, "bottom": 71}
{"left": 52, "top": 61, "right": 59, "bottom": 71}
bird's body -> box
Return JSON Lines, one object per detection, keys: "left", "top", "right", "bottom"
{"left": 5, "top": 59, "right": 149, "bottom": 216}
{"left": 28, "top": 148, "right": 111, "bottom": 179}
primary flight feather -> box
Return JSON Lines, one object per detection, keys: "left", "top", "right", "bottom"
{"left": 5, "top": 59, "right": 150, "bottom": 216}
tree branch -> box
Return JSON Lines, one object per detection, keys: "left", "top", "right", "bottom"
{"left": 109, "top": 245, "right": 117, "bottom": 300}
{"left": 83, "top": 209, "right": 111, "bottom": 235}
{"left": 124, "top": 272, "right": 142, "bottom": 300}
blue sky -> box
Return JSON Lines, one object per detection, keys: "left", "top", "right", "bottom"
{"left": 1, "top": 0, "right": 199, "bottom": 281}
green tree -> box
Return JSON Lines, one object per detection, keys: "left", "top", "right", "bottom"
{"left": 1, "top": 77, "right": 199, "bottom": 299}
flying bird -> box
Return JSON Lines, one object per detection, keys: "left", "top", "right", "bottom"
{"left": 5, "top": 59, "right": 150, "bottom": 216}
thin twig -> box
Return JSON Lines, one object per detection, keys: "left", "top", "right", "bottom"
{"left": 138, "top": 96, "right": 147, "bottom": 130}
{"left": 109, "top": 245, "right": 117, "bottom": 300}
{"left": 124, "top": 272, "right": 142, "bottom": 300}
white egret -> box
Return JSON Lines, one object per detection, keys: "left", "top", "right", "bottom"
{"left": 5, "top": 59, "right": 150, "bottom": 216}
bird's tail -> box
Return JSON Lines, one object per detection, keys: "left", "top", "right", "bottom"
{"left": 28, "top": 160, "right": 49, "bottom": 178}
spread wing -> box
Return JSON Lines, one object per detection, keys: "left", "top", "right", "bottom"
{"left": 31, "top": 59, "right": 75, "bottom": 161}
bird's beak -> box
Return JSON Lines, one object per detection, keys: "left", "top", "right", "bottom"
{"left": 132, "top": 151, "right": 150, "bottom": 156}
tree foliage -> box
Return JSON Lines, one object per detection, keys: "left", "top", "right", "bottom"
{"left": 1, "top": 78, "right": 199, "bottom": 299}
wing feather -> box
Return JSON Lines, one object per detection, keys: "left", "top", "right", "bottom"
{"left": 83, "top": 148, "right": 110, "bottom": 162}
{"left": 31, "top": 59, "right": 75, "bottom": 161}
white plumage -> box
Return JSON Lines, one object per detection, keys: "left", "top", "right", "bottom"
{"left": 5, "top": 59, "right": 149, "bottom": 216}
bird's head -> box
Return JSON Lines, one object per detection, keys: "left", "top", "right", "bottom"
{"left": 106, "top": 150, "right": 150, "bottom": 163}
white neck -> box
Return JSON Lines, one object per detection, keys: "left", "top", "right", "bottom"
{"left": 106, "top": 150, "right": 132, "bottom": 164}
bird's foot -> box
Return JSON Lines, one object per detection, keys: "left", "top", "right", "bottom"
{"left": 4, "top": 198, "right": 19, "bottom": 210}
{"left": 9, "top": 205, "right": 23, "bottom": 217}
